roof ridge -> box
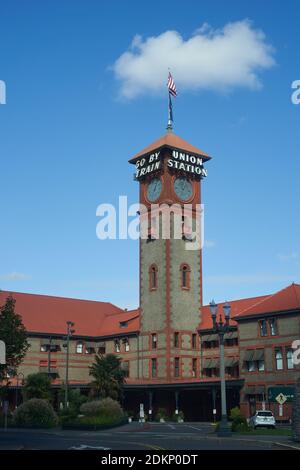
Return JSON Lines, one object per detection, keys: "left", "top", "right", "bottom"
{"left": 0, "top": 290, "right": 122, "bottom": 309}
{"left": 233, "top": 283, "right": 298, "bottom": 318}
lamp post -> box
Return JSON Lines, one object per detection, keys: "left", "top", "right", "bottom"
{"left": 15, "top": 372, "right": 25, "bottom": 408}
{"left": 209, "top": 299, "right": 232, "bottom": 436}
{"left": 64, "top": 321, "right": 75, "bottom": 409}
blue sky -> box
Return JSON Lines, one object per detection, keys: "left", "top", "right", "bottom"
{"left": 0, "top": 0, "right": 299, "bottom": 309}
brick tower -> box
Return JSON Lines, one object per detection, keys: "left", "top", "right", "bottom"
{"left": 129, "top": 130, "right": 210, "bottom": 384}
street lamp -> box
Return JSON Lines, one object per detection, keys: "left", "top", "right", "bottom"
{"left": 64, "top": 321, "right": 75, "bottom": 409}
{"left": 209, "top": 299, "right": 232, "bottom": 437}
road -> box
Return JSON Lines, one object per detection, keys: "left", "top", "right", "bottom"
{"left": 0, "top": 422, "right": 296, "bottom": 450}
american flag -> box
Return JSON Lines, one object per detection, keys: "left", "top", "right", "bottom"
{"left": 167, "top": 72, "right": 177, "bottom": 97}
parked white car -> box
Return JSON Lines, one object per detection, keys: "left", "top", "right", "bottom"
{"left": 249, "top": 410, "right": 276, "bottom": 429}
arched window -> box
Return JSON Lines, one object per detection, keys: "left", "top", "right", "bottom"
{"left": 180, "top": 264, "right": 191, "bottom": 289}
{"left": 149, "top": 264, "right": 158, "bottom": 290}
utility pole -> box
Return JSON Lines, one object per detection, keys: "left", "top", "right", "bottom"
{"left": 64, "top": 321, "right": 75, "bottom": 409}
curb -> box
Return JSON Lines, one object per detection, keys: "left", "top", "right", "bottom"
{"left": 273, "top": 442, "right": 300, "bottom": 450}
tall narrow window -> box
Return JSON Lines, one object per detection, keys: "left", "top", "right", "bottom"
{"left": 192, "top": 358, "right": 197, "bottom": 377}
{"left": 180, "top": 264, "right": 190, "bottom": 289}
{"left": 286, "top": 348, "right": 294, "bottom": 369}
{"left": 151, "top": 358, "right": 157, "bottom": 378}
{"left": 114, "top": 339, "right": 120, "bottom": 353}
{"left": 123, "top": 338, "right": 130, "bottom": 352}
{"left": 76, "top": 342, "right": 83, "bottom": 354}
{"left": 174, "top": 357, "right": 180, "bottom": 377}
{"left": 149, "top": 264, "right": 158, "bottom": 290}
{"left": 259, "top": 320, "right": 268, "bottom": 337}
{"left": 174, "top": 332, "right": 179, "bottom": 348}
{"left": 151, "top": 333, "right": 157, "bottom": 349}
{"left": 275, "top": 348, "right": 283, "bottom": 370}
{"left": 269, "top": 318, "right": 278, "bottom": 336}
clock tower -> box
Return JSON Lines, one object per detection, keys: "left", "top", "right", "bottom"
{"left": 129, "top": 130, "right": 211, "bottom": 383}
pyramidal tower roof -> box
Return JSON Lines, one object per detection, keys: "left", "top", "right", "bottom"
{"left": 129, "top": 132, "right": 211, "bottom": 163}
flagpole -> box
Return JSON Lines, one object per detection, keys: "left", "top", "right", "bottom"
{"left": 167, "top": 92, "right": 173, "bottom": 132}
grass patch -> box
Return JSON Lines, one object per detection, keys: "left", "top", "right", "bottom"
{"left": 61, "top": 414, "right": 127, "bottom": 430}
{"left": 237, "top": 427, "right": 292, "bottom": 436}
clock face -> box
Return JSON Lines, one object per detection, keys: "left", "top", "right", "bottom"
{"left": 174, "top": 177, "right": 193, "bottom": 201}
{"left": 147, "top": 178, "right": 162, "bottom": 202}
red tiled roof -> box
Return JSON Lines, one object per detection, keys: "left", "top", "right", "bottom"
{"left": 129, "top": 132, "right": 211, "bottom": 162}
{"left": 199, "top": 295, "right": 270, "bottom": 330}
{"left": 233, "top": 283, "right": 300, "bottom": 319}
{"left": 0, "top": 291, "right": 139, "bottom": 337}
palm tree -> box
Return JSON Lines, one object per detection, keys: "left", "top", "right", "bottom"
{"left": 89, "top": 354, "right": 126, "bottom": 400}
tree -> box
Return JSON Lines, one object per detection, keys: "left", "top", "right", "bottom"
{"left": 0, "top": 296, "right": 29, "bottom": 383}
{"left": 23, "top": 373, "right": 52, "bottom": 401}
{"left": 89, "top": 354, "right": 126, "bottom": 400}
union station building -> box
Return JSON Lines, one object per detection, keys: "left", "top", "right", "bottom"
{"left": 1, "top": 131, "right": 299, "bottom": 421}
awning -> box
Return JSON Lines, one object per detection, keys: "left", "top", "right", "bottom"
{"left": 225, "top": 357, "right": 239, "bottom": 367}
{"left": 224, "top": 331, "right": 238, "bottom": 340}
{"left": 244, "top": 385, "right": 265, "bottom": 395}
{"left": 85, "top": 342, "right": 96, "bottom": 349}
{"left": 243, "top": 350, "right": 254, "bottom": 361}
{"left": 252, "top": 349, "right": 264, "bottom": 361}
{"left": 98, "top": 342, "right": 106, "bottom": 348}
{"left": 203, "top": 358, "right": 220, "bottom": 369}
{"left": 201, "top": 334, "right": 219, "bottom": 342}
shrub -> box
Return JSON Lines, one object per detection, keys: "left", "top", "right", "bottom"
{"left": 229, "top": 406, "right": 242, "bottom": 421}
{"left": 80, "top": 398, "right": 124, "bottom": 422}
{"left": 171, "top": 411, "right": 184, "bottom": 422}
{"left": 58, "top": 388, "right": 88, "bottom": 414}
{"left": 231, "top": 414, "right": 249, "bottom": 432}
{"left": 155, "top": 408, "right": 168, "bottom": 422}
{"left": 13, "top": 398, "right": 58, "bottom": 428}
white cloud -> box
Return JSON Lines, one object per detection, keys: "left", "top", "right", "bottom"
{"left": 277, "top": 252, "right": 299, "bottom": 262}
{"left": 0, "top": 272, "right": 31, "bottom": 281}
{"left": 112, "top": 20, "right": 275, "bottom": 99}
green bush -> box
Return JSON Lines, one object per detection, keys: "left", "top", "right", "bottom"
{"left": 23, "top": 373, "right": 52, "bottom": 401}
{"left": 229, "top": 406, "right": 242, "bottom": 421}
{"left": 13, "top": 398, "right": 58, "bottom": 428}
{"left": 171, "top": 411, "right": 184, "bottom": 422}
{"left": 80, "top": 397, "right": 124, "bottom": 422}
{"left": 155, "top": 408, "right": 168, "bottom": 421}
{"left": 58, "top": 388, "right": 88, "bottom": 414}
{"left": 231, "top": 414, "right": 249, "bottom": 432}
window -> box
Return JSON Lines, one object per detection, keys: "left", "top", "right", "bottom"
{"left": 151, "top": 358, "right": 157, "bottom": 378}
{"left": 174, "top": 332, "right": 180, "bottom": 348}
{"left": 180, "top": 264, "right": 190, "bottom": 289}
{"left": 257, "top": 360, "right": 265, "bottom": 372}
{"left": 149, "top": 264, "right": 158, "bottom": 290}
{"left": 275, "top": 348, "right": 283, "bottom": 370}
{"left": 76, "top": 342, "right": 83, "bottom": 354}
{"left": 114, "top": 340, "right": 120, "bottom": 353}
{"left": 120, "top": 321, "right": 128, "bottom": 328}
{"left": 286, "top": 348, "right": 294, "bottom": 369}
{"left": 259, "top": 320, "right": 268, "bottom": 337}
{"left": 247, "top": 361, "right": 256, "bottom": 372}
{"left": 98, "top": 344, "right": 106, "bottom": 355}
{"left": 40, "top": 344, "right": 48, "bottom": 352}
{"left": 192, "top": 334, "right": 197, "bottom": 349}
{"left": 174, "top": 357, "right": 180, "bottom": 377}
{"left": 121, "top": 361, "right": 129, "bottom": 378}
{"left": 85, "top": 345, "right": 95, "bottom": 354}
{"left": 192, "top": 358, "right": 197, "bottom": 377}
{"left": 151, "top": 333, "right": 157, "bottom": 349}
{"left": 269, "top": 318, "right": 278, "bottom": 336}
{"left": 123, "top": 338, "right": 130, "bottom": 352}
